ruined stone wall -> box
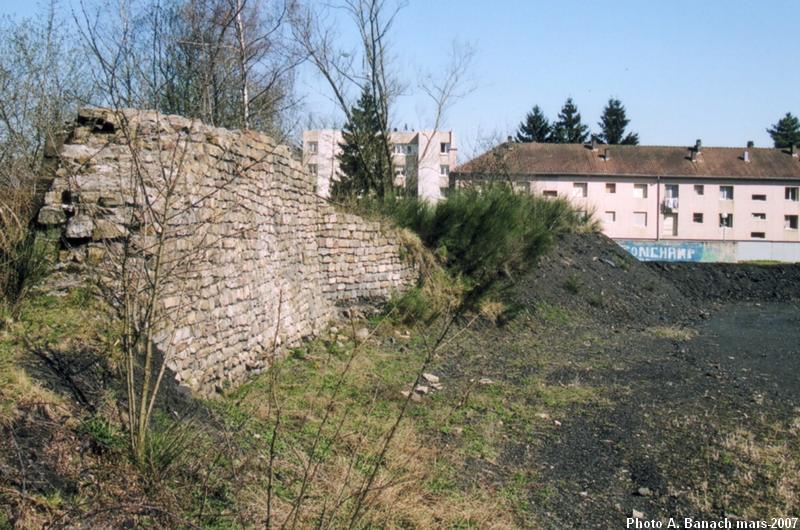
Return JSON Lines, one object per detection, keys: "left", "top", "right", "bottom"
{"left": 38, "top": 108, "right": 417, "bottom": 393}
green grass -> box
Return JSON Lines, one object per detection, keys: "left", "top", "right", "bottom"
{"left": 0, "top": 286, "right": 114, "bottom": 423}
{"left": 738, "top": 260, "right": 783, "bottom": 265}
{"left": 533, "top": 301, "right": 572, "bottom": 325}
{"left": 562, "top": 274, "right": 581, "bottom": 294}
{"left": 78, "top": 415, "right": 126, "bottom": 452}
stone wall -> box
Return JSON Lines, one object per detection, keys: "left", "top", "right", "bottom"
{"left": 38, "top": 108, "right": 417, "bottom": 393}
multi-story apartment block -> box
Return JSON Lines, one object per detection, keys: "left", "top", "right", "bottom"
{"left": 454, "top": 139, "right": 800, "bottom": 262}
{"left": 302, "top": 129, "right": 457, "bottom": 202}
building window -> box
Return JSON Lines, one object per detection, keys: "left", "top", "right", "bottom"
{"left": 752, "top": 194, "right": 767, "bottom": 201}
{"left": 439, "top": 187, "right": 450, "bottom": 198}
{"left": 308, "top": 163, "right": 318, "bottom": 176}
{"left": 719, "top": 213, "right": 733, "bottom": 228}
{"left": 307, "top": 141, "right": 318, "bottom": 154}
{"left": 633, "top": 183, "right": 648, "bottom": 199}
{"left": 786, "top": 187, "right": 799, "bottom": 201}
{"left": 513, "top": 182, "right": 530, "bottom": 193}
{"left": 572, "top": 182, "right": 588, "bottom": 198}
{"left": 633, "top": 211, "right": 647, "bottom": 227}
{"left": 752, "top": 212, "right": 766, "bottom": 220}
{"left": 394, "top": 144, "right": 404, "bottom": 154}
{"left": 440, "top": 142, "right": 450, "bottom": 153}
{"left": 720, "top": 186, "right": 734, "bottom": 200}
{"left": 543, "top": 190, "right": 557, "bottom": 198}
{"left": 440, "top": 165, "right": 449, "bottom": 176}
{"left": 604, "top": 211, "right": 616, "bottom": 223}
{"left": 605, "top": 183, "right": 616, "bottom": 193}
{"left": 786, "top": 215, "right": 799, "bottom": 229}
{"left": 693, "top": 213, "right": 703, "bottom": 223}
{"left": 694, "top": 184, "right": 704, "bottom": 195}
{"left": 751, "top": 232, "right": 765, "bottom": 239}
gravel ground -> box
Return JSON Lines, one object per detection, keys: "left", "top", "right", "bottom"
{"left": 436, "top": 233, "right": 800, "bottom": 528}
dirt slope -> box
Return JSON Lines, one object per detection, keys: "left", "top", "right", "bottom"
{"left": 510, "top": 233, "right": 696, "bottom": 327}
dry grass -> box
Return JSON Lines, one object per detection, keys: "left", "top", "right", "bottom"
{"left": 718, "top": 425, "right": 800, "bottom": 517}
{"left": 0, "top": 187, "right": 39, "bottom": 307}
{"left": 479, "top": 297, "right": 507, "bottom": 323}
{"left": 214, "top": 328, "right": 521, "bottom": 529}
{"left": 647, "top": 325, "right": 698, "bottom": 342}
{"left": 693, "top": 417, "right": 800, "bottom": 519}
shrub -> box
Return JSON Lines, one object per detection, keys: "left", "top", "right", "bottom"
{"left": 381, "top": 184, "right": 587, "bottom": 289}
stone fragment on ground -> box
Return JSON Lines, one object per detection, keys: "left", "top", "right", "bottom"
{"left": 355, "top": 327, "right": 370, "bottom": 342}
{"left": 422, "top": 372, "right": 439, "bottom": 384}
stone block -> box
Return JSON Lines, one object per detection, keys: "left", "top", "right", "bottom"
{"left": 38, "top": 205, "right": 67, "bottom": 225}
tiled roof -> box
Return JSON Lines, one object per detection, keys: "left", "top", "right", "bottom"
{"left": 454, "top": 142, "right": 800, "bottom": 180}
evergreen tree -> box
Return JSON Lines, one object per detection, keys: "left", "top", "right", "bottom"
{"left": 598, "top": 98, "right": 639, "bottom": 145}
{"left": 515, "top": 105, "right": 551, "bottom": 142}
{"left": 551, "top": 97, "right": 589, "bottom": 144}
{"left": 767, "top": 112, "right": 800, "bottom": 148}
{"left": 334, "top": 87, "right": 392, "bottom": 198}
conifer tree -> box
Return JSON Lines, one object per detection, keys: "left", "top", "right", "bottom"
{"left": 551, "top": 97, "right": 589, "bottom": 144}
{"left": 515, "top": 105, "right": 551, "bottom": 142}
{"left": 767, "top": 113, "right": 800, "bottom": 148}
{"left": 334, "top": 87, "right": 392, "bottom": 198}
{"left": 598, "top": 98, "right": 639, "bottom": 145}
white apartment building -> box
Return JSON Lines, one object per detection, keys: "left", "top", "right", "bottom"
{"left": 302, "top": 129, "right": 457, "bottom": 202}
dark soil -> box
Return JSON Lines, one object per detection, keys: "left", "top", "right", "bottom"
{"left": 511, "top": 233, "right": 697, "bottom": 327}
{"left": 436, "top": 233, "right": 800, "bottom": 528}
{"left": 650, "top": 261, "right": 800, "bottom": 302}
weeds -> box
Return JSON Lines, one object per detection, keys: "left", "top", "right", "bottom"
{"left": 78, "top": 415, "right": 125, "bottom": 453}
{"left": 587, "top": 290, "right": 606, "bottom": 308}
{"left": 563, "top": 274, "right": 582, "bottom": 294}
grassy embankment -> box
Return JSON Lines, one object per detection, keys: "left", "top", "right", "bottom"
{"left": 0, "top": 186, "right": 595, "bottom": 528}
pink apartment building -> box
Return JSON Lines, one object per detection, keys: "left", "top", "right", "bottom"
{"left": 303, "top": 129, "right": 457, "bottom": 202}
{"left": 454, "top": 140, "right": 800, "bottom": 262}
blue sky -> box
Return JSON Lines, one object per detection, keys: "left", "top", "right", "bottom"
{"left": 2, "top": 0, "right": 798, "bottom": 157}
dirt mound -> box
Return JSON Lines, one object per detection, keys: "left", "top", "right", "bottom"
{"left": 648, "top": 262, "right": 800, "bottom": 302}
{"left": 509, "top": 233, "right": 695, "bottom": 327}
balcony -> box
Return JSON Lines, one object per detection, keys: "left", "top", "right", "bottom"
{"left": 662, "top": 197, "right": 679, "bottom": 212}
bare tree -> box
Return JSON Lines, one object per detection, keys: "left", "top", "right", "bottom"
{"left": 415, "top": 40, "right": 475, "bottom": 161}
{"left": 0, "top": 1, "right": 94, "bottom": 308}
{"left": 292, "top": 0, "right": 474, "bottom": 200}
{"left": 292, "top": 0, "right": 404, "bottom": 197}
{"left": 75, "top": 0, "right": 304, "bottom": 139}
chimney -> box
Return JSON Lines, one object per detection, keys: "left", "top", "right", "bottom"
{"left": 695, "top": 139, "right": 702, "bottom": 152}
{"left": 690, "top": 149, "right": 698, "bottom": 162}
{"left": 507, "top": 135, "right": 513, "bottom": 144}
{"left": 590, "top": 136, "right": 597, "bottom": 151}
{"left": 792, "top": 144, "right": 798, "bottom": 157}
{"left": 747, "top": 140, "right": 754, "bottom": 148}
{"left": 603, "top": 148, "right": 610, "bottom": 161}
{"left": 743, "top": 149, "right": 750, "bottom": 163}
